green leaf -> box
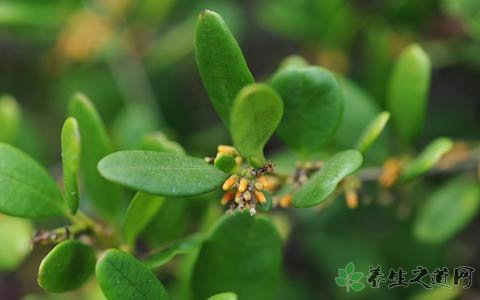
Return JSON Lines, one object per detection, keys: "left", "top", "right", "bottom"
{"left": 351, "top": 282, "right": 365, "bottom": 292}
{"left": 335, "top": 277, "right": 346, "bottom": 287}
{"left": 0, "top": 216, "right": 32, "bottom": 271}
{"left": 61, "top": 117, "right": 81, "bottom": 214}
{"left": 387, "top": 44, "right": 431, "bottom": 143}
{"left": 259, "top": 191, "right": 273, "bottom": 212}
{"left": 208, "top": 292, "right": 238, "bottom": 300}
{"left": 144, "top": 234, "right": 203, "bottom": 269}
{"left": 192, "top": 213, "right": 282, "bottom": 300}
{"left": 214, "top": 154, "right": 237, "bottom": 173}
{"left": 0, "top": 143, "right": 67, "bottom": 218}
{"left": 401, "top": 137, "right": 453, "bottom": 181}
{"left": 350, "top": 272, "right": 363, "bottom": 281}
{"left": 414, "top": 177, "right": 480, "bottom": 244}
{"left": 196, "top": 9, "right": 254, "bottom": 126}
{"left": 292, "top": 150, "right": 363, "bottom": 208}
{"left": 230, "top": 84, "right": 283, "bottom": 167}
{"left": 96, "top": 249, "right": 168, "bottom": 300}
{"left": 345, "top": 262, "right": 355, "bottom": 274}
{"left": 139, "top": 132, "right": 186, "bottom": 155}
{"left": 0, "top": 94, "right": 21, "bottom": 144}
{"left": 69, "top": 93, "right": 122, "bottom": 220}
{"left": 98, "top": 151, "right": 229, "bottom": 196}
{"left": 355, "top": 112, "right": 390, "bottom": 153}
{"left": 38, "top": 240, "right": 96, "bottom": 293}
{"left": 123, "top": 192, "right": 164, "bottom": 246}
{"left": 271, "top": 66, "right": 344, "bottom": 156}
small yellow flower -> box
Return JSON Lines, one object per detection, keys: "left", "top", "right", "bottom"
{"left": 258, "top": 176, "right": 268, "bottom": 188}
{"left": 217, "top": 145, "right": 238, "bottom": 156}
{"left": 255, "top": 190, "right": 266, "bottom": 204}
{"left": 221, "top": 191, "right": 234, "bottom": 205}
{"left": 238, "top": 178, "right": 248, "bottom": 193}
{"left": 222, "top": 174, "right": 239, "bottom": 191}
{"left": 243, "top": 190, "right": 252, "bottom": 201}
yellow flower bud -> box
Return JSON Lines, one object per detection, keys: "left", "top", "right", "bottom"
{"left": 235, "top": 191, "right": 242, "bottom": 203}
{"left": 217, "top": 145, "right": 237, "bottom": 156}
{"left": 346, "top": 191, "right": 358, "bottom": 209}
{"left": 279, "top": 194, "right": 292, "bottom": 208}
{"left": 254, "top": 182, "right": 264, "bottom": 191}
{"left": 222, "top": 174, "right": 239, "bottom": 191}
{"left": 258, "top": 176, "right": 268, "bottom": 188}
{"left": 243, "top": 190, "right": 252, "bottom": 201}
{"left": 255, "top": 190, "right": 266, "bottom": 204}
{"left": 238, "top": 178, "right": 248, "bottom": 192}
{"left": 221, "top": 191, "right": 234, "bottom": 205}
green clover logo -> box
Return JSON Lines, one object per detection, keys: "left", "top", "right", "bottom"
{"left": 335, "top": 262, "right": 365, "bottom": 292}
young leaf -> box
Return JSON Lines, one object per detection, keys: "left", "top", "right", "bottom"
{"left": 98, "top": 151, "right": 228, "bottom": 196}
{"left": 38, "top": 240, "right": 96, "bottom": 293}
{"left": 230, "top": 84, "right": 283, "bottom": 167}
{"left": 356, "top": 111, "right": 390, "bottom": 153}
{"left": 69, "top": 93, "right": 122, "bottom": 220}
{"left": 414, "top": 177, "right": 480, "bottom": 244}
{"left": 208, "top": 292, "right": 238, "bottom": 300}
{"left": 0, "top": 94, "right": 21, "bottom": 144}
{"left": 144, "top": 234, "right": 203, "bottom": 269}
{"left": 196, "top": 10, "right": 254, "bottom": 126}
{"left": 0, "top": 216, "right": 32, "bottom": 271}
{"left": 401, "top": 137, "right": 453, "bottom": 181}
{"left": 96, "top": 249, "right": 168, "bottom": 300}
{"left": 0, "top": 143, "right": 67, "bottom": 218}
{"left": 139, "top": 132, "right": 186, "bottom": 155}
{"left": 387, "top": 44, "right": 431, "bottom": 143}
{"left": 61, "top": 117, "right": 81, "bottom": 214}
{"left": 123, "top": 192, "right": 164, "bottom": 246}
{"left": 192, "top": 213, "right": 282, "bottom": 300}
{"left": 292, "top": 150, "right": 363, "bottom": 208}
{"left": 214, "top": 154, "right": 237, "bottom": 173}
{"left": 271, "top": 66, "right": 344, "bottom": 156}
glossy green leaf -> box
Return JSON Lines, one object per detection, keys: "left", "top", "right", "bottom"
{"left": 0, "top": 143, "right": 67, "bottom": 218}
{"left": 230, "top": 84, "right": 283, "bottom": 167}
{"left": 0, "top": 94, "right": 21, "bottom": 144}
{"left": 38, "top": 240, "right": 96, "bottom": 293}
{"left": 292, "top": 150, "right": 363, "bottom": 208}
{"left": 214, "top": 153, "right": 236, "bottom": 173}
{"left": 96, "top": 249, "right": 168, "bottom": 300}
{"left": 356, "top": 111, "right": 390, "bottom": 153}
{"left": 387, "top": 44, "right": 431, "bottom": 143}
{"left": 192, "top": 213, "right": 282, "bottom": 300}
{"left": 69, "top": 93, "right": 122, "bottom": 220}
{"left": 123, "top": 192, "right": 164, "bottom": 245}
{"left": 208, "top": 292, "right": 238, "bottom": 300}
{"left": 271, "top": 66, "right": 344, "bottom": 155}
{"left": 0, "top": 216, "right": 32, "bottom": 270}
{"left": 139, "top": 132, "right": 186, "bottom": 155}
{"left": 414, "top": 177, "right": 480, "bottom": 244}
{"left": 99, "top": 151, "right": 228, "bottom": 196}
{"left": 61, "top": 117, "right": 81, "bottom": 214}
{"left": 144, "top": 234, "right": 203, "bottom": 269}
{"left": 401, "top": 137, "right": 453, "bottom": 181}
{"left": 196, "top": 10, "right": 254, "bottom": 126}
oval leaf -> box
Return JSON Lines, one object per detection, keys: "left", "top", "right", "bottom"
{"left": 208, "top": 292, "right": 238, "bottom": 300}
{"left": 98, "top": 151, "right": 229, "bottom": 196}
{"left": 196, "top": 10, "right": 254, "bottom": 126}
{"left": 0, "top": 143, "right": 67, "bottom": 218}
{"left": 414, "top": 177, "right": 480, "bottom": 244}
{"left": 123, "top": 192, "right": 164, "bottom": 245}
{"left": 292, "top": 150, "right": 363, "bottom": 208}
{"left": 69, "top": 93, "right": 122, "bottom": 220}
{"left": 38, "top": 240, "right": 96, "bottom": 293}
{"left": 271, "top": 66, "right": 344, "bottom": 155}
{"left": 0, "top": 216, "right": 32, "bottom": 271}
{"left": 387, "top": 44, "right": 431, "bottom": 143}
{"left": 96, "top": 249, "right": 168, "bottom": 300}
{"left": 231, "top": 84, "right": 283, "bottom": 167}
{"left": 61, "top": 117, "right": 81, "bottom": 214}
{"left": 144, "top": 234, "right": 203, "bottom": 269}
{"left": 356, "top": 111, "right": 390, "bottom": 153}
{"left": 192, "top": 213, "right": 282, "bottom": 300}
{"left": 0, "top": 94, "right": 21, "bottom": 144}
{"left": 401, "top": 137, "right": 453, "bottom": 181}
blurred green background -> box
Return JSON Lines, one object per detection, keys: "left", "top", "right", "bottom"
{"left": 1, "top": 0, "right": 480, "bottom": 299}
